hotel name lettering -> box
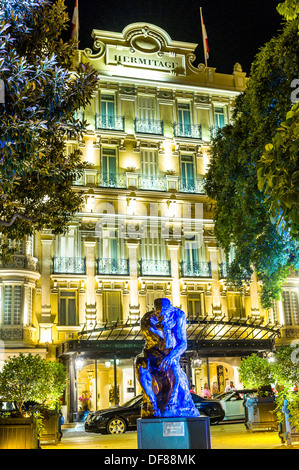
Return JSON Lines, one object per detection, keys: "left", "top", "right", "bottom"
{"left": 107, "top": 46, "right": 185, "bottom": 73}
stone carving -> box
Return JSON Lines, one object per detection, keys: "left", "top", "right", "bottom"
{"left": 136, "top": 298, "right": 200, "bottom": 418}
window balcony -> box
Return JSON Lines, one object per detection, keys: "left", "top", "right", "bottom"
{"left": 135, "top": 118, "right": 164, "bottom": 135}
{"left": 139, "top": 175, "right": 167, "bottom": 191}
{"left": 97, "top": 258, "right": 129, "bottom": 276}
{"left": 53, "top": 257, "right": 86, "bottom": 274}
{"left": 220, "top": 261, "right": 230, "bottom": 278}
{"left": 98, "top": 172, "right": 127, "bottom": 189}
{"left": 178, "top": 176, "right": 205, "bottom": 194}
{"left": 140, "top": 260, "right": 171, "bottom": 276}
{"left": 95, "top": 114, "right": 125, "bottom": 132}
{"left": 173, "top": 123, "right": 202, "bottom": 139}
{"left": 181, "top": 261, "right": 212, "bottom": 278}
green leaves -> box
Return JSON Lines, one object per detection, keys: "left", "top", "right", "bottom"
{"left": 0, "top": 0, "right": 98, "bottom": 254}
{"left": 204, "top": 18, "right": 299, "bottom": 308}
{"left": 238, "top": 354, "right": 273, "bottom": 389}
{"left": 0, "top": 353, "right": 67, "bottom": 413}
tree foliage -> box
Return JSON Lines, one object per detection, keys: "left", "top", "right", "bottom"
{"left": 0, "top": 353, "right": 67, "bottom": 414}
{"left": 204, "top": 17, "right": 299, "bottom": 308}
{"left": 238, "top": 354, "right": 273, "bottom": 389}
{"left": 0, "top": 0, "right": 98, "bottom": 257}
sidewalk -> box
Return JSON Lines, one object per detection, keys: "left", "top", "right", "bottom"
{"left": 41, "top": 422, "right": 295, "bottom": 450}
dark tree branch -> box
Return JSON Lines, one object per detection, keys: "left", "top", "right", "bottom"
{"left": 0, "top": 213, "right": 35, "bottom": 227}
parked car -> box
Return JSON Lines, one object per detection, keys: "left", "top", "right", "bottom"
{"left": 85, "top": 393, "right": 225, "bottom": 434}
{"left": 216, "top": 389, "right": 257, "bottom": 421}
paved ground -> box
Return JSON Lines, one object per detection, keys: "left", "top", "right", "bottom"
{"left": 41, "top": 421, "right": 296, "bottom": 450}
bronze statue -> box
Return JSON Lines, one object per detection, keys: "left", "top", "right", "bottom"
{"left": 136, "top": 298, "right": 200, "bottom": 418}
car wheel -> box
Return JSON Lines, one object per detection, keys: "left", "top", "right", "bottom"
{"left": 106, "top": 417, "right": 127, "bottom": 434}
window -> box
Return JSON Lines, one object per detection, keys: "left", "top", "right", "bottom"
{"left": 101, "top": 148, "right": 117, "bottom": 186}
{"left": 3, "top": 285, "right": 22, "bottom": 325}
{"left": 214, "top": 107, "right": 225, "bottom": 130}
{"left": 178, "top": 102, "right": 191, "bottom": 135}
{"left": 141, "top": 150, "right": 158, "bottom": 178}
{"left": 180, "top": 155, "right": 195, "bottom": 191}
{"left": 282, "top": 291, "right": 299, "bottom": 326}
{"left": 188, "top": 293, "right": 203, "bottom": 318}
{"left": 57, "top": 227, "right": 80, "bottom": 258}
{"left": 138, "top": 96, "right": 155, "bottom": 121}
{"left": 59, "top": 291, "right": 77, "bottom": 326}
{"left": 103, "top": 291, "right": 122, "bottom": 322}
{"left": 227, "top": 293, "right": 244, "bottom": 318}
{"left": 100, "top": 94, "right": 117, "bottom": 128}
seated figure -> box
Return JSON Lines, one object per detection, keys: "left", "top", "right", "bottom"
{"left": 136, "top": 298, "right": 200, "bottom": 418}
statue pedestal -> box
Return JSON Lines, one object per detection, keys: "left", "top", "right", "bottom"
{"left": 137, "top": 416, "right": 211, "bottom": 449}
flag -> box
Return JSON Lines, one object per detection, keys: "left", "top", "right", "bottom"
{"left": 71, "top": 0, "right": 79, "bottom": 41}
{"left": 200, "top": 7, "right": 209, "bottom": 66}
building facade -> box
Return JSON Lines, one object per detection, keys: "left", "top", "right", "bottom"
{"left": 0, "top": 23, "right": 298, "bottom": 422}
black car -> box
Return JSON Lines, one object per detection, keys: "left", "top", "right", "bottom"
{"left": 84, "top": 393, "right": 225, "bottom": 434}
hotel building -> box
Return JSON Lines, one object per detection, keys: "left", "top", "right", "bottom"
{"left": 0, "top": 23, "right": 297, "bottom": 422}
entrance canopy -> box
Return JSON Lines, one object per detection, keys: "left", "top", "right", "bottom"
{"left": 57, "top": 315, "right": 281, "bottom": 359}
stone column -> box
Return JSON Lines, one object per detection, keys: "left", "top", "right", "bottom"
{"left": 83, "top": 239, "right": 97, "bottom": 328}
{"left": 39, "top": 233, "right": 55, "bottom": 342}
{"left": 126, "top": 240, "right": 140, "bottom": 320}
{"left": 207, "top": 245, "right": 221, "bottom": 316}
{"left": 167, "top": 242, "right": 180, "bottom": 308}
{"left": 250, "top": 270, "right": 260, "bottom": 318}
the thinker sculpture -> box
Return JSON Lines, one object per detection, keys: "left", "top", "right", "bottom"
{"left": 136, "top": 298, "right": 200, "bottom": 418}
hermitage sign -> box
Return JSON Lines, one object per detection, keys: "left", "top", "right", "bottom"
{"left": 106, "top": 46, "right": 185, "bottom": 74}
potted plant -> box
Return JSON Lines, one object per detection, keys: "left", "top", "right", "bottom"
{"left": 271, "top": 345, "right": 299, "bottom": 445}
{"left": 238, "top": 353, "right": 278, "bottom": 431}
{"left": 0, "top": 353, "right": 66, "bottom": 448}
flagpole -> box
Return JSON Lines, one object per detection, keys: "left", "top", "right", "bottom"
{"left": 200, "top": 7, "right": 208, "bottom": 67}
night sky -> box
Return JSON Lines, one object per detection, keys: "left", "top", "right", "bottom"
{"left": 63, "top": 0, "right": 283, "bottom": 75}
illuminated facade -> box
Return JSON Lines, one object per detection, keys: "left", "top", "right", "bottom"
{"left": 0, "top": 23, "right": 298, "bottom": 422}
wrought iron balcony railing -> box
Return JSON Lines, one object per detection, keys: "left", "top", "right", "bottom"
{"left": 173, "top": 123, "right": 202, "bottom": 139}
{"left": 97, "top": 258, "right": 129, "bottom": 275}
{"left": 140, "top": 260, "right": 171, "bottom": 276}
{"left": 98, "top": 172, "right": 127, "bottom": 189}
{"left": 53, "top": 257, "right": 86, "bottom": 274}
{"left": 178, "top": 177, "right": 205, "bottom": 194}
{"left": 135, "top": 118, "right": 164, "bottom": 135}
{"left": 95, "top": 114, "right": 125, "bottom": 131}
{"left": 139, "top": 175, "right": 167, "bottom": 191}
{"left": 181, "top": 261, "right": 212, "bottom": 278}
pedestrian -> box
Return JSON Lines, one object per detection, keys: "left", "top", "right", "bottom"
{"left": 225, "top": 380, "right": 236, "bottom": 392}
{"left": 212, "top": 381, "right": 219, "bottom": 397}
{"left": 190, "top": 384, "right": 196, "bottom": 394}
{"left": 201, "top": 382, "right": 211, "bottom": 398}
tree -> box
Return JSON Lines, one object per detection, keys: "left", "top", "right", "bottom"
{"left": 0, "top": 0, "right": 98, "bottom": 258}
{"left": 238, "top": 354, "right": 273, "bottom": 389}
{"left": 204, "top": 15, "right": 299, "bottom": 308}
{"left": 0, "top": 353, "right": 67, "bottom": 414}
{"left": 257, "top": 0, "right": 299, "bottom": 238}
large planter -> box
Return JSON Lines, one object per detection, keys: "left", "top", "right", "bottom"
{"left": 244, "top": 395, "right": 278, "bottom": 432}
{"left": 40, "top": 410, "right": 62, "bottom": 445}
{"left": 0, "top": 416, "right": 40, "bottom": 449}
{"left": 278, "top": 399, "right": 299, "bottom": 446}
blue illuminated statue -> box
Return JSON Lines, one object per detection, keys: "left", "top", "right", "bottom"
{"left": 136, "top": 298, "right": 200, "bottom": 418}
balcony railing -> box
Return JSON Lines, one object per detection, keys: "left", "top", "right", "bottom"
{"left": 178, "top": 177, "right": 205, "bottom": 194}
{"left": 139, "top": 175, "right": 167, "bottom": 191}
{"left": 140, "top": 260, "right": 171, "bottom": 276}
{"left": 97, "top": 258, "right": 129, "bottom": 275}
{"left": 135, "top": 118, "right": 164, "bottom": 135}
{"left": 181, "top": 261, "right": 212, "bottom": 278}
{"left": 173, "top": 123, "right": 202, "bottom": 139}
{"left": 95, "top": 114, "right": 125, "bottom": 131}
{"left": 98, "top": 172, "right": 127, "bottom": 189}
{"left": 53, "top": 257, "right": 86, "bottom": 274}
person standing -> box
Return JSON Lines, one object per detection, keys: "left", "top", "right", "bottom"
{"left": 201, "top": 383, "right": 212, "bottom": 398}
{"left": 225, "top": 381, "right": 236, "bottom": 392}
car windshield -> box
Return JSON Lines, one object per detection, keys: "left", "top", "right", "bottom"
{"left": 120, "top": 395, "right": 142, "bottom": 408}
{"left": 216, "top": 393, "right": 230, "bottom": 401}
